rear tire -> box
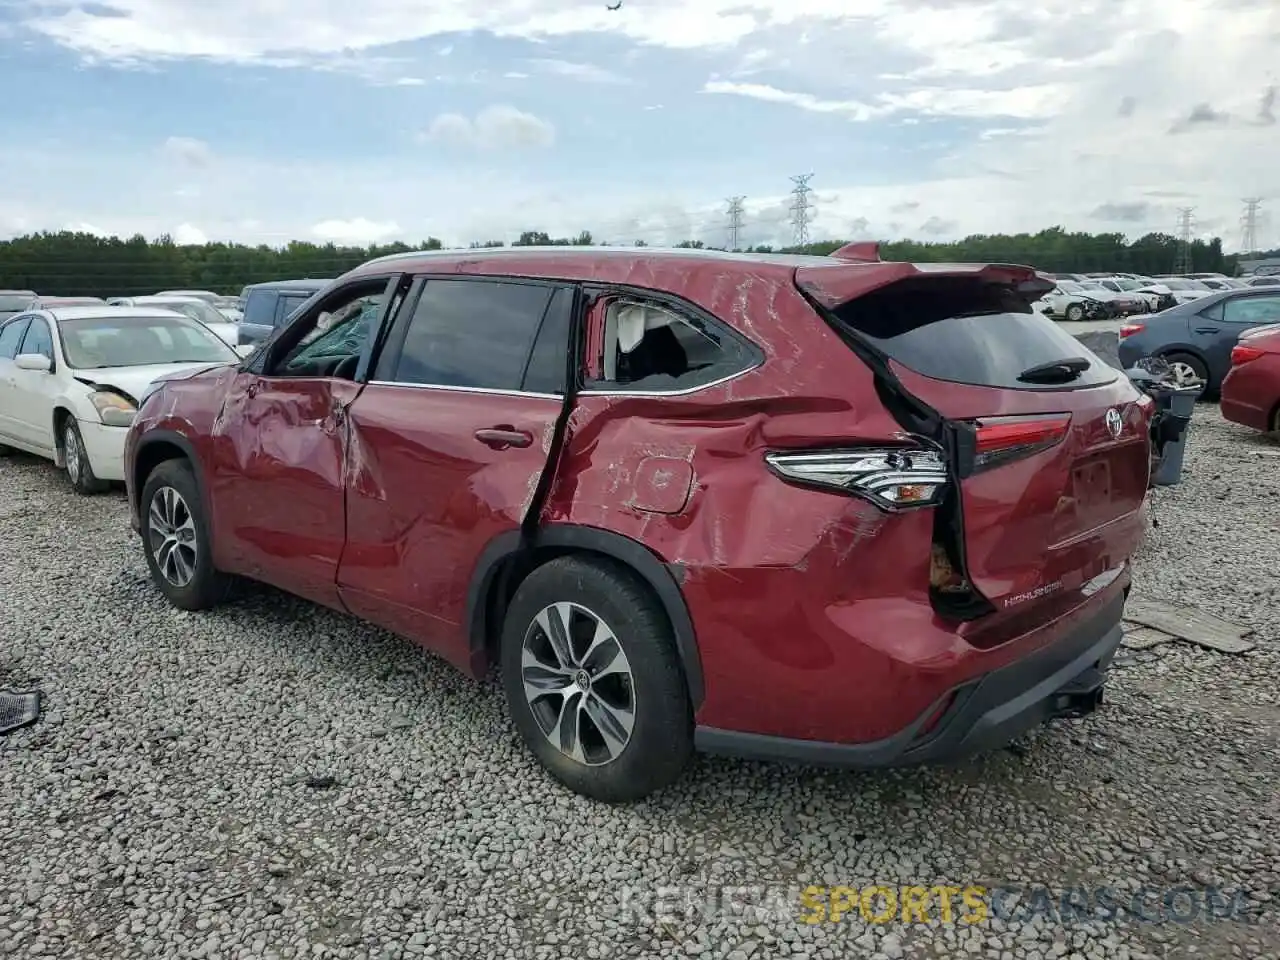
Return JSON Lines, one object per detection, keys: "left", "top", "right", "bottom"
{"left": 139, "top": 459, "right": 229, "bottom": 610}
{"left": 500, "top": 555, "right": 693, "bottom": 803}
{"left": 62, "top": 419, "right": 109, "bottom": 495}
{"left": 1160, "top": 351, "right": 1209, "bottom": 397}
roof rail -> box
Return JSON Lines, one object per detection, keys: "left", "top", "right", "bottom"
{"left": 830, "top": 241, "right": 881, "bottom": 263}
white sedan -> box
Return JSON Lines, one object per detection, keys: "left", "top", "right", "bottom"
{"left": 0, "top": 306, "right": 245, "bottom": 493}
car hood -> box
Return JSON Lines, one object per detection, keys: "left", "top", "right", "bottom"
{"left": 71, "top": 360, "right": 235, "bottom": 403}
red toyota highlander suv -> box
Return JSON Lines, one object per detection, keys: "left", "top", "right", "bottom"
{"left": 124, "top": 245, "right": 1153, "bottom": 802}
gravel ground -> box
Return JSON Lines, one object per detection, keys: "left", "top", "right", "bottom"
{"left": 2, "top": 407, "right": 1278, "bottom": 960}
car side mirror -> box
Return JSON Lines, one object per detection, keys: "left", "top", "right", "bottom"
{"left": 235, "top": 343, "right": 256, "bottom": 358}
{"left": 14, "top": 353, "right": 52, "bottom": 372}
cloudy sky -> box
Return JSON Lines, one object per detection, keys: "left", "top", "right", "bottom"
{"left": 0, "top": 0, "right": 1276, "bottom": 249}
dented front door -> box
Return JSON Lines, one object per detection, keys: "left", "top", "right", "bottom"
{"left": 208, "top": 371, "right": 359, "bottom": 607}
{"left": 336, "top": 386, "right": 562, "bottom": 671}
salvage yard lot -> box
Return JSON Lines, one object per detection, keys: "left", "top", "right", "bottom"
{"left": 2, "top": 407, "right": 1278, "bottom": 960}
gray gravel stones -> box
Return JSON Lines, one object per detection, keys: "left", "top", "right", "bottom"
{"left": 1, "top": 406, "right": 1278, "bottom": 959}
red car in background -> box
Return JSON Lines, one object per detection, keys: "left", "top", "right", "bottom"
{"left": 122, "top": 245, "right": 1153, "bottom": 802}
{"left": 1222, "top": 326, "right": 1280, "bottom": 434}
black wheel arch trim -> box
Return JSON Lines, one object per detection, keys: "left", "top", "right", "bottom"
{"left": 467, "top": 525, "right": 705, "bottom": 707}
{"left": 132, "top": 429, "right": 212, "bottom": 521}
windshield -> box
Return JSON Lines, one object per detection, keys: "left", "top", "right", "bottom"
{"left": 1115, "top": 280, "right": 1143, "bottom": 291}
{"left": 0, "top": 294, "right": 34, "bottom": 311}
{"left": 1058, "top": 282, "right": 1083, "bottom": 293}
{"left": 147, "top": 300, "right": 229, "bottom": 327}
{"left": 57, "top": 313, "right": 237, "bottom": 369}
{"left": 1079, "top": 282, "right": 1106, "bottom": 291}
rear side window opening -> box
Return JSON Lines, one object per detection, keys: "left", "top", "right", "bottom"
{"left": 832, "top": 277, "right": 1117, "bottom": 390}
{"left": 586, "top": 296, "right": 759, "bottom": 393}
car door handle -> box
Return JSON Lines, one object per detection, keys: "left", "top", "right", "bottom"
{"left": 474, "top": 427, "right": 532, "bottom": 449}
{"left": 1194, "top": 326, "right": 1220, "bottom": 334}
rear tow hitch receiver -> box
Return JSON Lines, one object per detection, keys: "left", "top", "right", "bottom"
{"left": 1051, "top": 670, "right": 1106, "bottom": 718}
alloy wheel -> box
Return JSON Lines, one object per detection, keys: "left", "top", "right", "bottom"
{"left": 64, "top": 424, "right": 81, "bottom": 485}
{"left": 147, "top": 486, "right": 198, "bottom": 587}
{"left": 520, "top": 601, "right": 636, "bottom": 766}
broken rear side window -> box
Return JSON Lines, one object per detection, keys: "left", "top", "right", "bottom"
{"left": 588, "top": 297, "right": 757, "bottom": 392}
{"left": 831, "top": 278, "right": 1117, "bottom": 390}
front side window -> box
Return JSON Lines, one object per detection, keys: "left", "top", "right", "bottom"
{"left": 0, "top": 317, "right": 31, "bottom": 358}
{"left": 19, "top": 317, "right": 54, "bottom": 361}
{"left": 264, "top": 279, "right": 395, "bottom": 379}
{"left": 57, "top": 314, "right": 238, "bottom": 369}
{"left": 242, "top": 291, "right": 276, "bottom": 327}
{"left": 385, "top": 279, "right": 556, "bottom": 391}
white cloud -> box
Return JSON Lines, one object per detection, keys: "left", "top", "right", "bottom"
{"left": 422, "top": 105, "right": 555, "bottom": 149}
{"left": 703, "top": 80, "right": 1065, "bottom": 121}
{"left": 161, "top": 136, "right": 213, "bottom": 168}
{"left": 311, "top": 218, "right": 402, "bottom": 244}
{"left": 173, "top": 223, "right": 208, "bottom": 244}
{"left": 528, "top": 58, "right": 626, "bottom": 84}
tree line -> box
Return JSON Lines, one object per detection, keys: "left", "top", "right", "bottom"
{"left": 0, "top": 227, "right": 1269, "bottom": 298}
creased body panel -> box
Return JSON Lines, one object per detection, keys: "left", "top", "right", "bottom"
{"left": 337, "top": 384, "right": 560, "bottom": 673}
{"left": 207, "top": 373, "right": 358, "bottom": 607}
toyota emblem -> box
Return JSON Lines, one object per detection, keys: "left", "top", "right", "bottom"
{"left": 1105, "top": 408, "right": 1123, "bottom": 439}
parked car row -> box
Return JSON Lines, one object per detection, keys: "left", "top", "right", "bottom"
{"left": 1037, "top": 273, "right": 1218, "bottom": 320}
{"left": 3, "top": 244, "right": 1173, "bottom": 803}
{"left": 1117, "top": 286, "right": 1280, "bottom": 402}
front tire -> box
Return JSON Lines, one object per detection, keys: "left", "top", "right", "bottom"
{"left": 62, "top": 419, "right": 108, "bottom": 495}
{"left": 500, "top": 556, "right": 693, "bottom": 802}
{"left": 1065, "top": 303, "right": 1085, "bottom": 322}
{"left": 139, "top": 459, "right": 229, "bottom": 610}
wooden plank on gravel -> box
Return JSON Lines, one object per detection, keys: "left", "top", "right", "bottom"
{"left": 1125, "top": 600, "right": 1256, "bottom": 653}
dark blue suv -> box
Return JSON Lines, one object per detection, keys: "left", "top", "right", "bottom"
{"left": 238, "top": 279, "right": 333, "bottom": 345}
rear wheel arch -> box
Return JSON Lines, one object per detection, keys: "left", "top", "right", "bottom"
{"left": 467, "top": 526, "right": 705, "bottom": 708}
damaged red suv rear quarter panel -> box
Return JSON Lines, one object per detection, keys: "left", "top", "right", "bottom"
{"left": 529, "top": 259, "right": 989, "bottom": 745}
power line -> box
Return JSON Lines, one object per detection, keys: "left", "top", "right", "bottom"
{"left": 1174, "top": 207, "right": 1196, "bottom": 273}
{"left": 788, "top": 174, "right": 815, "bottom": 247}
{"left": 725, "top": 196, "right": 746, "bottom": 252}
{"left": 1241, "top": 198, "right": 1263, "bottom": 256}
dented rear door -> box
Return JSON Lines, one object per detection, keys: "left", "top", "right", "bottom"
{"left": 336, "top": 277, "right": 576, "bottom": 672}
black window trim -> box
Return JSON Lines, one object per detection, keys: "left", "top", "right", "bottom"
{"left": 369, "top": 273, "right": 576, "bottom": 399}
{"left": 578, "top": 283, "right": 764, "bottom": 397}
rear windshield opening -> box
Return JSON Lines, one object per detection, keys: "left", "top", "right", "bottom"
{"left": 831, "top": 277, "right": 1117, "bottom": 390}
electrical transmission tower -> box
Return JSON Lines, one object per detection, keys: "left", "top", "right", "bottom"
{"left": 726, "top": 196, "right": 746, "bottom": 251}
{"left": 1240, "top": 198, "right": 1263, "bottom": 256}
{"left": 1174, "top": 207, "right": 1195, "bottom": 273}
{"left": 788, "top": 174, "right": 815, "bottom": 247}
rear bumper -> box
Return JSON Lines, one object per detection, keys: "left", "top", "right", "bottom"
{"left": 695, "top": 590, "right": 1124, "bottom": 769}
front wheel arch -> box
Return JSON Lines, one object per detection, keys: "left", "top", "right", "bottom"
{"left": 467, "top": 526, "right": 705, "bottom": 709}
{"left": 131, "top": 430, "right": 213, "bottom": 527}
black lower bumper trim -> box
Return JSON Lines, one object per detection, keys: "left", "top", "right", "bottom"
{"left": 695, "top": 591, "right": 1125, "bottom": 769}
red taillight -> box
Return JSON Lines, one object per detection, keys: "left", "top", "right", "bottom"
{"left": 1231, "top": 344, "right": 1264, "bottom": 366}
{"left": 1119, "top": 323, "right": 1145, "bottom": 339}
{"left": 973, "top": 414, "right": 1071, "bottom": 472}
